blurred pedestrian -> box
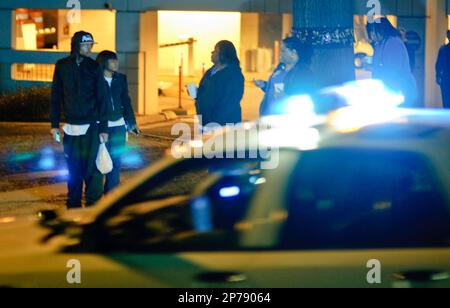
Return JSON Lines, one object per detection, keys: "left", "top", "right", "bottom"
{"left": 190, "top": 40, "right": 244, "bottom": 131}
{"left": 399, "top": 27, "right": 416, "bottom": 73}
{"left": 435, "top": 30, "right": 450, "bottom": 109}
{"left": 96, "top": 50, "right": 139, "bottom": 194}
{"left": 256, "top": 36, "right": 316, "bottom": 116}
{"left": 367, "top": 18, "right": 417, "bottom": 107}
{"left": 51, "top": 31, "right": 109, "bottom": 209}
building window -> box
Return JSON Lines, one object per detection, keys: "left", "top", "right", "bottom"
{"left": 14, "top": 8, "right": 116, "bottom": 51}
{"left": 11, "top": 63, "right": 55, "bottom": 82}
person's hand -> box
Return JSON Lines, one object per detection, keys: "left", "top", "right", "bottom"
{"left": 50, "top": 128, "right": 61, "bottom": 143}
{"left": 253, "top": 79, "right": 267, "bottom": 89}
{"left": 99, "top": 133, "right": 109, "bottom": 144}
{"left": 129, "top": 124, "right": 140, "bottom": 136}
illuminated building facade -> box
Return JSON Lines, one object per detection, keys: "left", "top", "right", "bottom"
{"left": 0, "top": 0, "right": 448, "bottom": 113}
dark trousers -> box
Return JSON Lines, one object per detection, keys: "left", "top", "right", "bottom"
{"left": 63, "top": 124, "right": 103, "bottom": 208}
{"left": 104, "top": 125, "right": 127, "bottom": 194}
{"left": 441, "top": 85, "right": 450, "bottom": 109}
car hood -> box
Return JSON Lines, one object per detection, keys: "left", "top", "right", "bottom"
{"left": 0, "top": 207, "right": 96, "bottom": 256}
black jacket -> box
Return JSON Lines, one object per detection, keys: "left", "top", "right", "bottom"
{"left": 196, "top": 64, "right": 244, "bottom": 126}
{"left": 436, "top": 44, "right": 450, "bottom": 86}
{"left": 51, "top": 55, "right": 108, "bottom": 133}
{"left": 104, "top": 72, "right": 137, "bottom": 126}
{"left": 260, "top": 63, "right": 317, "bottom": 116}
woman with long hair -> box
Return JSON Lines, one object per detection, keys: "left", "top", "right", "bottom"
{"left": 366, "top": 17, "right": 417, "bottom": 107}
{"left": 256, "top": 36, "right": 316, "bottom": 116}
{"left": 191, "top": 40, "right": 245, "bottom": 130}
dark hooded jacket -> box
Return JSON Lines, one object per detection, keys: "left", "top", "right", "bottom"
{"left": 51, "top": 31, "right": 108, "bottom": 133}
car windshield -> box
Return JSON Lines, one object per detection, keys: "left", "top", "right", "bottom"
{"left": 282, "top": 148, "right": 450, "bottom": 249}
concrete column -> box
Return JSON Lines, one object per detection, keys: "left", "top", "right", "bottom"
{"left": 0, "top": 10, "right": 14, "bottom": 49}
{"left": 425, "top": 0, "right": 447, "bottom": 108}
{"left": 293, "top": 0, "right": 355, "bottom": 87}
{"left": 116, "top": 11, "right": 159, "bottom": 116}
{"left": 240, "top": 13, "right": 259, "bottom": 73}
{"left": 282, "top": 14, "right": 293, "bottom": 39}
{"left": 0, "top": 9, "right": 15, "bottom": 91}
{"left": 116, "top": 12, "right": 142, "bottom": 114}
{"left": 140, "top": 11, "right": 159, "bottom": 115}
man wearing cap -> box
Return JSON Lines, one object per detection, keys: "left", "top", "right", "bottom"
{"left": 50, "top": 31, "right": 109, "bottom": 208}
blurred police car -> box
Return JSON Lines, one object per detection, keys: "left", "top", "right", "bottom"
{"left": 0, "top": 83, "right": 449, "bottom": 288}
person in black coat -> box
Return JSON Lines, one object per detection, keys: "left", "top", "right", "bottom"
{"left": 256, "top": 36, "right": 316, "bottom": 116}
{"left": 193, "top": 40, "right": 245, "bottom": 129}
{"left": 51, "top": 31, "right": 109, "bottom": 208}
{"left": 96, "top": 50, "right": 139, "bottom": 193}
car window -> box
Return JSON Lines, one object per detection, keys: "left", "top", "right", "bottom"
{"left": 93, "top": 157, "right": 269, "bottom": 252}
{"left": 282, "top": 149, "right": 450, "bottom": 249}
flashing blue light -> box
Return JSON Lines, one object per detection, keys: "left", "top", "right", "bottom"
{"left": 284, "top": 95, "right": 315, "bottom": 115}
{"left": 219, "top": 186, "right": 240, "bottom": 198}
{"left": 326, "top": 79, "right": 405, "bottom": 108}
{"left": 37, "top": 147, "right": 57, "bottom": 170}
{"left": 38, "top": 157, "right": 55, "bottom": 170}
{"left": 273, "top": 94, "right": 316, "bottom": 117}
{"left": 57, "top": 169, "right": 69, "bottom": 178}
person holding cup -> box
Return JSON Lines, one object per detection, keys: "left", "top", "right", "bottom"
{"left": 256, "top": 36, "right": 316, "bottom": 116}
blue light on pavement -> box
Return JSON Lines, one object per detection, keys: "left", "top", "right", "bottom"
{"left": 121, "top": 152, "right": 144, "bottom": 168}
{"left": 38, "top": 157, "right": 55, "bottom": 170}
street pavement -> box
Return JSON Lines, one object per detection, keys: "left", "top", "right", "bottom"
{"left": 0, "top": 80, "right": 263, "bottom": 217}
{"left": 0, "top": 119, "right": 194, "bottom": 217}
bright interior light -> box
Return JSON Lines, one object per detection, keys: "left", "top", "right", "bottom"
{"left": 219, "top": 186, "right": 240, "bottom": 198}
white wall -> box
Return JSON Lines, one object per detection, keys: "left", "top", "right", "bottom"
{"left": 158, "top": 11, "right": 241, "bottom": 75}
{"left": 57, "top": 10, "right": 116, "bottom": 52}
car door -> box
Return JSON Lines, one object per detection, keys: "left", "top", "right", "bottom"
{"left": 241, "top": 148, "right": 450, "bottom": 288}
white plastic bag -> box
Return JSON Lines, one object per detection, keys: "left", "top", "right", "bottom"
{"left": 96, "top": 143, "right": 113, "bottom": 174}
